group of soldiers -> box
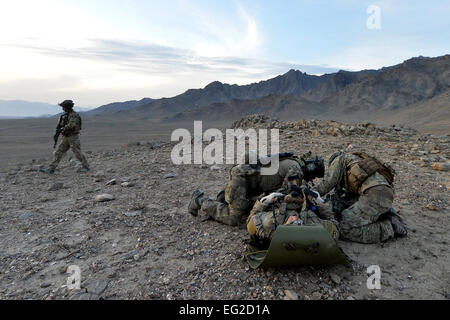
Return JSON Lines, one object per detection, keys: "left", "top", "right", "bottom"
{"left": 43, "top": 100, "right": 407, "bottom": 247}
{"left": 189, "top": 150, "right": 407, "bottom": 246}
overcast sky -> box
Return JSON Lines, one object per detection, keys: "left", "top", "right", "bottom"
{"left": 0, "top": 0, "right": 449, "bottom": 108}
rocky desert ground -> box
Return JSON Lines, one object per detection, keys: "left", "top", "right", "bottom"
{"left": 0, "top": 115, "right": 449, "bottom": 300}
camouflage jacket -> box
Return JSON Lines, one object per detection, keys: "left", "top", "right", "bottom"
{"left": 61, "top": 111, "right": 82, "bottom": 136}
{"left": 247, "top": 195, "right": 339, "bottom": 242}
{"left": 259, "top": 158, "right": 304, "bottom": 193}
{"left": 316, "top": 153, "right": 391, "bottom": 196}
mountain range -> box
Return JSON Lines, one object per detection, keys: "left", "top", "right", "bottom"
{"left": 85, "top": 54, "right": 449, "bottom": 131}
{"left": 2, "top": 55, "right": 449, "bottom": 131}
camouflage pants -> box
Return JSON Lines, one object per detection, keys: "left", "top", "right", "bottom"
{"left": 339, "top": 186, "right": 395, "bottom": 244}
{"left": 50, "top": 134, "right": 89, "bottom": 170}
{"left": 200, "top": 173, "right": 257, "bottom": 226}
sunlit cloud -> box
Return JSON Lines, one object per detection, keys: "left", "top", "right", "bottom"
{"left": 0, "top": 37, "right": 338, "bottom": 106}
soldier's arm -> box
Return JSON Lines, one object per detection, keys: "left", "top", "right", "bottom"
{"left": 316, "top": 155, "right": 345, "bottom": 196}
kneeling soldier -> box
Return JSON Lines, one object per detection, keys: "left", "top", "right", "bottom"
{"left": 188, "top": 153, "right": 325, "bottom": 226}
{"left": 315, "top": 151, "right": 407, "bottom": 244}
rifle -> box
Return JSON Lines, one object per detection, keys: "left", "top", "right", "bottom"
{"left": 290, "top": 185, "right": 324, "bottom": 203}
{"left": 53, "top": 127, "right": 64, "bottom": 148}
{"left": 290, "top": 185, "right": 324, "bottom": 216}
{"left": 327, "top": 193, "right": 357, "bottom": 222}
{"left": 53, "top": 113, "right": 68, "bottom": 148}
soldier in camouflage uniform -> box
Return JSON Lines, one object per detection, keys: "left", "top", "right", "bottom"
{"left": 40, "top": 100, "right": 90, "bottom": 174}
{"left": 314, "top": 151, "right": 407, "bottom": 244}
{"left": 188, "top": 153, "right": 325, "bottom": 226}
{"left": 246, "top": 191, "right": 340, "bottom": 249}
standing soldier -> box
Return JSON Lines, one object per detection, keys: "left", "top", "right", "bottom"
{"left": 314, "top": 151, "right": 407, "bottom": 244}
{"left": 40, "top": 100, "right": 90, "bottom": 174}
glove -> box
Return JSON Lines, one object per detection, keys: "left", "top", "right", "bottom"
{"left": 310, "top": 190, "right": 325, "bottom": 204}
{"left": 290, "top": 185, "right": 325, "bottom": 204}
{"left": 260, "top": 193, "right": 285, "bottom": 207}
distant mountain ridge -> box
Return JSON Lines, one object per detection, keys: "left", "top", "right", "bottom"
{"left": 84, "top": 98, "right": 154, "bottom": 116}
{"left": 167, "top": 94, "right": 326, "bottom": 122}
{"left": 4, "top": 54, "right": 449, "bottom": 131}
{"left": 0, "top": 100, "right": 90, "bottom": 118}
{"left": 166, "top": 55, "right": 450, "bottom": 129}
{"left": 120, "top": 70, "right": 341, "bottom": 119}
{"left": 324, "top": 55, "right": 450, "bottom": 115}
{"left": 86, "top": 65, "right": 391, "bottom": 120}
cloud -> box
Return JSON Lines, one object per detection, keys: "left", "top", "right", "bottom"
{"left": 236, "top": 1, "right": 263, "bottom": 52}
{"left": 4, "top": 38, "right": 338, "bottom": 77}
{"left": 0, "top": 37, "right": 340, "bottom": 106}
{"left": 175, "top": 0, "right": 264, "bottom": 58}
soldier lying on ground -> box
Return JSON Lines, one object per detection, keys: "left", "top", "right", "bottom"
{"left": 40, "top": 100, "right": 90, "bottom": 174}
{"left": 313, "top": 151, "right": 408, "bottom": 244}
{"left": 188, "top": 152, "right": 325, "bottom": 226}
{"left": 246, "top": 189, "right": 340, "bottom": 250}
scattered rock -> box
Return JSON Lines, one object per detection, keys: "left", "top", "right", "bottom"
{"left": 330, "top": 273, "right": 341, "bottom": 285}
{"left": 93, "top": 171, "right": 105, "bottom": 178}
{"left": 284, "top": 290, "right": 299, "bottom": 300}
{"left": 106, "top": 179, "right": 117, "bottom": 186}
{"left": 84, "top": 279, "right": 109, "bottom": 296}
{"left": 48, "top": 182, "right": 64, "bottom": 191}
{"left": 121, "top": 182, "right": 134, "bottom": 187}
{"left": 432, "top": 162, "right": 450, "bottom": 172}
{"left": 124, "top": 210, "right": 142, "bottom": 217}
{"left": 163, "top": 173, "right": 176, "bottom": 179}
{"left": 425, "top": 204, "right": 437, "bottom": 211}
{"left": 310, "top": 291, "right": 322, "bottom": 300}
{"left": 95, "top": 194, "right": 115, "bottom": 202}
{"left": 21, "top": 212, "right": 33, "bottom": 219}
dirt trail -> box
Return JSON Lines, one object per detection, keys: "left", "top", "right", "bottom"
{"left": 0, "top": 119, "right": 448, "bottom": 300}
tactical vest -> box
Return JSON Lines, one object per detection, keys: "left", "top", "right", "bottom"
{"left": 59, "top": 113, "right": 69, "bottom": 127}
{"left": 70, "top": 113, "right": 82, "bottom": 132}
{"left": 346, "top": 152, "right": 395, "bottom": 194}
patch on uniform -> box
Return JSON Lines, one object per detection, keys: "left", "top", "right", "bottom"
{"left": 252, "top": 215, "right": 262, "bottom": 227}
{"left": 247, "top": 215, "right": 262, "bottom": 236}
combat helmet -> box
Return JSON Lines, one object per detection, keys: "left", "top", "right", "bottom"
{"left": 301, "top": 152, "right": 325, "bottom": 181}
{"left": 59, "top": 100, "right": 74, "bottom": 109}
